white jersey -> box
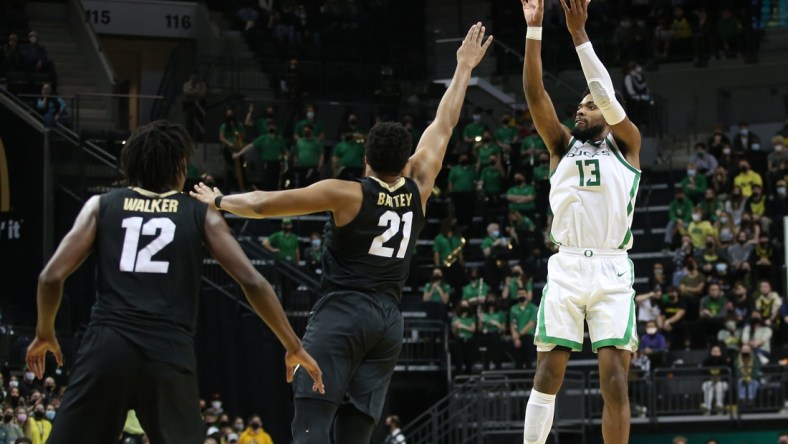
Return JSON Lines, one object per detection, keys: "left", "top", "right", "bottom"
{"left": 549, "top": 135, "right": 641, "bottom": 250}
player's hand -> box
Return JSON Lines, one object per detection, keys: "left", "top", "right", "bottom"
{"left": 26, "top": 335, "right": 64, "bottom": 380}
{"left": 232, "top": 151, "right": 242, "bottom": 160}
{"left": 286, "top": 346, "right": 325, "bottom": 394}
{"left": 560, "top": 0, "right": 590, "bottom": 33}
{"left": 190, "top": 182, "right": 223, "bottom": 209}
{"left": 456, "top": 22, "right": 493, "bottom": 69}
{"left": 521, "top": 0, "right": 544, "bottom": 27}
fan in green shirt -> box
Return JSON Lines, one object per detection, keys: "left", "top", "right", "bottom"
{"left": 506, "top": 173, "right": 536, "bottom": 213}
{"left": 480, "top": 306, "right": 506, "bottom": 334}
{"left": 462, "top": 108, "right": 487, "bottom": 144}
{"left": 422, "top": 268, "right": 452, "bottom": 304}
{"left": 452, "top": 307, "right": 476, "bottom": 340}
{"left": 332, "top": 135, "right": 366, "bottom": 170}
{"left": 479, "top": 159, "right": 505, "bottom": 195}
{"left": 293, "top": 104, "right": 325, "bottom": 140}
{"left": 294, "top": 130, "right": 324, "bottom": 168}
{"left": 520, "top": 129, "right": 547, "bottom": 165}
{"left": 462, "top": 269, "right": 489, "bottom": 305}
{"left": 680, "top": 162, "right": 708, "bottom": 203}
{"left": 476, "top": 130, "right": 502, "bottom": 167}
{"left": 433, "top": 230, "right": 464, "bottom": 267}
{"left": 532, "top": 152, "right": 552, "bottom": 182}
{"left": 668, "top": 189, "right": 694, "bottom": 223}
{"left": 503, "top": 265, "right": 533, "bottom": 300}
{"left": 495, "top": 113, "right": 518, "bottom": 151}
{"left": 448, "top": 161, "right": 478, "bottom": 193}
{"left": 509, "top": 297, "right": 537, "bottom": 337}
{"left": 245, "top": 103, "right": 278, "bottom": 135}
{"left": 263, "top": 219, "right": 300, "bottom": 264}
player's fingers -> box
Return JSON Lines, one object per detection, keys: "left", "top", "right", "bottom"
{"left": 559, "top": 0, "right": 569, "bottom": 14}
{"left": 470, "top": 22, "right": 481, "bottom": 43}
{"left": 482, "top": 35, "right": 494, "bottom": 52}
{"left": 584, "top": 0, "right": 591, "bottom": 11}
{"left": 286, "top": 364, "right": 295, "bottom": 383}
{"left": 54, "top": 346, "right": 64, "bottom": 367}
{"left": 477, "top": 25, "right": 485, "bottom": 45}
{"left": 309, "top": 367, "right": 325, "bottom": 394}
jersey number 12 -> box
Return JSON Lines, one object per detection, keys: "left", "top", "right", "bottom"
{"left": 119, "top": 217, "right": 176, "bottom": 273}
{"left": 368, "top": 210, "right": 413, "bottom": 259}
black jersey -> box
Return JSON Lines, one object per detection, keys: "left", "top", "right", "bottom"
{"left": 91, "top": 187, "right": 207, "bottom": 369}
{"left": 321, "top": 177, "right": 425, "bottom": 303}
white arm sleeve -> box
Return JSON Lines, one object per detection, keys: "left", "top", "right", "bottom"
{"left": 575, "top": 42, "right": 627, "bottom": 125}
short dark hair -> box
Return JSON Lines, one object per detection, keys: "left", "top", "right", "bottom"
{"left": 365, "top": 122, "right": 412, "bottom": 175}
{"left": 121, "top": 120, "right": 192, "bottom": 193}
{"left": 388, "top": 415, "right": 401, "bottom": 427}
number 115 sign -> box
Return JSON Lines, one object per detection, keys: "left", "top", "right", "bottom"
{"left": 83, "top": 0, "right": 204, "bottom": 39}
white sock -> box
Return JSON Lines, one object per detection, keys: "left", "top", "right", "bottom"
{"left": 523, "top": 389, "right": 556, "bottom": 444}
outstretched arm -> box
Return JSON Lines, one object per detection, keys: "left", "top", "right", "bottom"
{"left": 408, "top": 22, "right": 492, "bottom": 209}
{"left": 521, "top": 0, "right": 571, "bottom": 155}
{"left": 561, "top": 0, "right": 641, "bottom": 164}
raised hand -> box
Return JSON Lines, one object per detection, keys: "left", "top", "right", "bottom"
{"left": 456, "top": 22, "right": 493, "bottom": 69}
{"left": 521, "top": 0, "right": 544, "bottom": 27}
{"left": 560, "top": 0, "right": 591, "bottom": 34}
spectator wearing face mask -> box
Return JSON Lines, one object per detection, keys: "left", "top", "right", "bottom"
{"left": 293, "top": 104, "right": 324, "bottom": 141}
{"left": 262, "top": 218, "right": 300, "bottom": 264}
{"left": 753, "top": 280, "right": 782, "bottom": 327}
{"left": 423, "top": 268, "right": 451, "bottom": 305}
{"left": 732, "top": 122, "right": 762, "bottom": 164}
{"left": 462, "top": 107, "right": 487, "bottom": 148}
{"left": 698, "top": 283, "right": 728, "bottom": 347}
{"left": 519, "top": 127, "right": 547, "bottom": 171}
{"left": 291, "top": 123, "right": 324, "bottom": 187}
{"left": 19, "top": 368, "right": 41, "bottom": 398}
{"left": 718, "top": 317, "right": 742, "bottom": 353}
{"left": 724, "top": 186, "right": 749, "bottom": 226}
{"left": 25, "top": 404, "right": 51, "bottom": 444}
{"left": 659, "top": 286, "right": 689, "bottom": 349}
{"left": 743, "top": 311, "right": 772, "bottom": 364}
{"left": 234, "top": 122, "right": 287, "bottom": 191}
{"left": 303, "top": 232, "right": 324, "bottom": 274}
{"left": 506, "top": 172, "right": 536, "bottom": 222}
{"left": 639, "top": 321, "right": 667, "bottom": 367}
{"left": 734, "top": 160, "right": 763, "bottom": 198}
{"left": 1, "top": 406, "right": 24, "bottom": 443}
{"left": 495, "top": 112, "right": 519, "bottom": 155}
{"left": 768, "top": 136, "right": 788, "bottom": 172}
{"left": 477, "top": 154, "right": 505, "bottom": 205}
{"left": 238, "top": 416, "right": 272, "bottom": 444}
{"left": 687, "top": 207, "right": 717, "bottom": 251}
{"left": 665, "top": 189, "right": 693, "bottom": 251}
{"left": 332, "top": 130, "right": 365, "bottom": 181}
{"left": 700, "top": 344, "right": 729, "bottom": 414}
{"left": 693, "top": 143, "right": 718, "bottom": 177}
{"left": 509, "top": 289, "right": 537, "bottom": 369}
{"left": 41, "top": 377, "right": 56, "bottom": 405}
{"left": 478, "top": 294, "right": 505, "bottom": 371}
{"left": 474, "top": 130, "right": 501, "bottom": 171}
{"left": 448, "top": 154, "right": 477, "bottom": 228}
{"left": 681, "top": 162, "right": 708, "bottom": 203}
{"left": 727, "top": 231, "right": 754, "bottom": 277}
{"left": 451, "top": 301, "right": 477, "bottom": 374}
{"left": 232, "top": 417, "right": 244, "bottom": 434}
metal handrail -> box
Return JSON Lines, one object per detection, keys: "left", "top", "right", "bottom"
{"left": 435, "top": 37, "right": 583, "bottom": 97}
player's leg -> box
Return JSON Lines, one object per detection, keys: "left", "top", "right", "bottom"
{"left": 333, "top": 403, "right": 375, "bottom": 444}
{"left": 133, "top": 358, "right": 203, "bottom": 444}
{"left": 47, "top": 326, "right": 136, "bottom": 443}
{"left": 292, "top": 398, "right": 338, "bottom": 444}
{"left": 597, "top": 347, "right": 631, "bottom": 444}
{"left": 524, "top": 349, "right": 570, "bottom": 444}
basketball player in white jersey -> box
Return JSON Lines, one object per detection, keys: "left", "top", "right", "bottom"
{"left": 520, "top": 1, "right": 641, "bottom": 443}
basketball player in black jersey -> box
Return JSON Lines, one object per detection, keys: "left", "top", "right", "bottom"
{"left": 191, "top": 23, "right": 492, "bottom": 444}
{"left": 25, "top": 121, "right": 324, "bottom": 443}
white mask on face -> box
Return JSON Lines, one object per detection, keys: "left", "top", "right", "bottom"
{"left": 646, "top": 327, "right": 657, "bottom": 335}
{"left": 306, "top": 111, "right": 315, "bottom": 120}
{"left": 723, "top": 147, "right": 731, "bottom": 155}
{"left": 692, "top": 214, "right": 701, "bottom": 222}
{"left": 775, "top": 144, "right": 784, "bottom": 152}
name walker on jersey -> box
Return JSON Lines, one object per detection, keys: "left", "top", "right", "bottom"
{"left": 123, "top": 198, "right": 179, "bottom": 213}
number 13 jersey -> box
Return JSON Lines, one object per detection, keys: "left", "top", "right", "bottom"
{"left": 549, "top": 135, "right": 641, "bottom": 250}
{"left": 321, "top": 177, "right": 425, "bottom": 303}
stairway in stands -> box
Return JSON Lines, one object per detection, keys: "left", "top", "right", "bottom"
{"left": 27, "top": 4, "right": 113, "bottom": 130}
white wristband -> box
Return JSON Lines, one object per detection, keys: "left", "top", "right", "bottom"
{"left": 526, "top": 27, "right": 543, "bottom": 41}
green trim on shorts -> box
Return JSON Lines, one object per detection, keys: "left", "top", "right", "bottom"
{"left": 591, "top": 295, "right": 637, "bottom": 352}
{"left": 537, "top": 282, "right": 583, "bottom": 351}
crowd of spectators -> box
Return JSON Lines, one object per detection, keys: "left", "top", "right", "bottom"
{"left": 0, "top": 374, "right": 276, "bottom": 444}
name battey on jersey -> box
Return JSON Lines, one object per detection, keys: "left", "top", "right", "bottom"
{"left": 122, "top": 197, "right": 180, "bottom": 213}
{"left": 377, "top": 192, "right": 413, "bottom": 209}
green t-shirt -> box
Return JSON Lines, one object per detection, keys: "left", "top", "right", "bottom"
{"left": 510, "top": 302, "right": 538, "bottom": 335}
{"left": 433, "top": 233, "right": 462, "bottom": 263}
{"left": 507, "top": 184, "right": 536, "bottom": 212}
{"left": 481, "top": 311, "right": 506, "bottom": 334}
{"left": 495, "top": 126, "right": 518, "bottom": 145}
{"left": 479, "top": 166, "right": 504, "bottom": 194}
{"left": 680, "top": 174, "right": 708, "bottom": 201}
{"left": 513, "top": 216, "right": 536, "bottom": 232}
{"left": 333, "top": 140, "right": 365, "bottom": 168}
{"left": 423, "top": 282, "right": 452, "bottom": 303}
{"left": 449, "top": 165, "right": 477, "bottom": 192}
{"left": 295, "top": 138, "right": 323, "bottom": 167}
{"left": 294, "top": 119, "right": 324, "bottom": 138}
{"left": 463, "top": 122, "right": 486, "bottom": 140}
{"left": 251, "top": 117, "right": 276, "bottom": 135}
{"left": 532, "top": 164, "right": 550, "bottom": 182}
{"left": 453, "top": 316, "right": 476, "bottom": 340}
{"left": 220, "top": 122, "right": 245, "bottom": 145}
{"left": 481, "top": 236, "right": 497, "bottom": 253}
{"left": 507, "top": 277, "right": 533, "bottom": 299}
{"left": 701, "top": 296, "right": 725, "bottom": 317}
{"left": 267, "top": 230, "right": 299, "bottom": 263}
{"left": 462, "top": 280, "right": 489, "bottom": 302}
{"left": 477, "top": 143, "right": 502, "bottom": 162}
{"left": 521, "top": 134, "right": 547, "bottom": 153}
{"left": 669, "top": 198, "right": 694, "bottom": 223}
{"left": 253, "top": 134, "right": 288, "bottom": 161}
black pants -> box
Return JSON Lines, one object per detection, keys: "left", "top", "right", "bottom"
{"left": 48, "top": 326, "right": 202, "bottom": 444}
{"left": 261, "top": 160, "right": 282, "bottom": 191}
{"left": 451, "top": 192, "right": 475, "bottom": 227}
{"left": 292, "top": 291, "right": 402, "bottom": 431}
{"left": 451, "top": 338, "right": 476, "bottom": 374}
{"left": 479, "top": 333, "right": 503, "bottom": 371}
{"left": 511, "top": 334, "right": 536, "bottom": 369}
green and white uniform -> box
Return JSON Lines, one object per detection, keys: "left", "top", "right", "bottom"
{"left": 536, "top": 135, "right": 641, "bottom": 353}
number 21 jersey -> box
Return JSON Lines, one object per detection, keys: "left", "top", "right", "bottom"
{"left": 321, "top": 177, "right": 425, "bottom": 303}
{"left": 549, "top": 135, "right": 641, "bottom": 250}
